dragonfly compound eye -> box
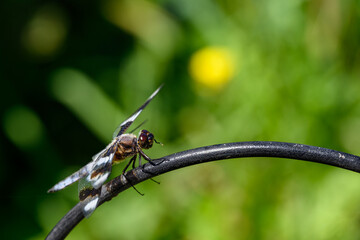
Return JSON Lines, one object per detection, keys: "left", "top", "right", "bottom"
{"left": 147, "top": 133, "right": 154, "bottom": 146}
{"left": 138, "top": 130, "right": 153, "bottom": 149}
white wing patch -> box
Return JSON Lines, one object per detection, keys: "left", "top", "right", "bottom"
{"left": 83, "top": 197, "right": 99, "bottom": 218}
{"left": 87, "top": 153, "right": 114, "bottom": 189}
{"left": 47, "top": 161, "right": 95, "bottom": 193}
{"left": 89, "top": 171, "right": 111, "bottom": 189}
{"left": 78, "top": 177, "right": 101, "bottom": 218}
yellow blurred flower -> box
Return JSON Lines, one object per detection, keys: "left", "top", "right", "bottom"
{"left": 189, "top": 47, "right": 235, "bottom": 90}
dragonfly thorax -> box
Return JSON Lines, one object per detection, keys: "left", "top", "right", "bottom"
{"left": 113, "top": 134, "right": 138, "bottom": 163}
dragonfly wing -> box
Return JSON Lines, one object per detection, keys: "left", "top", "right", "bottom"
{"left": 49, "top": 147, "right": 108, "bottom": 193}
{"left": 92, "top": 148, "right": 106, "bottom": 161}
{"left": 78, "top": 177, "right": 102, "bottom": 218}
{"left": 112, "top": 84, "right": 163, "bottom": 138}
{"left": 87, "top": 152, "right": 114, "bottom": 189}
{"left": 47, "top": 161, "right": 95, "bottom": 193}
{"left": 78, "top": 147, "right": 115, "bottom": 217}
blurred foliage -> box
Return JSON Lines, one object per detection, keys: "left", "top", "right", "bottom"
{"left": 1, "top": 0, "right": 360, "bottom": 239}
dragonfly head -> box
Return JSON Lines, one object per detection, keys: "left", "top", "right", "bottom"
{"left": 138, "top": 130, "right": 154, "bottom": 149}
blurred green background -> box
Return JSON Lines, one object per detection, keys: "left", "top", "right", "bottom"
{"left": 2, "top": 0, "right": 360, "bottom": 239}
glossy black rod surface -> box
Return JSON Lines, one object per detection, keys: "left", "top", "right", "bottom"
{"left": 46, "top": 141, "right": 360, "bottom": 240}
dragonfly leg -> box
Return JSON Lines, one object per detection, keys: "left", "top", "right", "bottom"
{"left": 138, "top": 154, "right": 142, "bottom": 168}
{"left": 123, "top": 174, "right": 144, "bottom": 196}
{"left": 123, "top": 155, "right": 137, "bottom": 173}
{"left": 122, "top": 155, "right": 144, "bottom": 196}
{"left": 136, "top": 149, "right": 160, "bottom": 184}
{"left": 132, "top": 154, "right": 137, "bottom": 169}
{"left": 137, "top": 147, "right": 162, "bottom": 166}
{"left": 138, "top": 148, "right": 166, "bottom": 167}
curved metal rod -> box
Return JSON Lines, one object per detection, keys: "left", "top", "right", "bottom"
{"left": 45, "top": 141, "right": 360, "bottom": 240}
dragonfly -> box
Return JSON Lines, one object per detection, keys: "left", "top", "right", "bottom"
{"left": 48, "top": 85, "right": 163, "bottom": 217}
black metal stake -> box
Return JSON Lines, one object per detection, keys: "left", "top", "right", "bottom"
{"left": 46, "top": 141, "right": 360, "bottom": 240}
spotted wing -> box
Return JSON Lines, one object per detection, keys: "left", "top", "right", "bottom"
{"left": 87, "top": 151, "right": 114, "bottom": 189}
{"left": 47, "top": 161, "right": 95, "bottom": 193}
{"left": 78, "top": 177, "right": 102, "bottom": 218}
{"left": 78, "top": 142, "right": 117, "bottom": 217}
{"left": 112, "top": 84, "right": 163, "bottom": 139}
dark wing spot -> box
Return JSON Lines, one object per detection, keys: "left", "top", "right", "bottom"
{"left": 117, "top": 121, "right": 133, "bottom": 137}
{"left": 90, "top": 162, "right": 112, "bottom": 179}
{"left": 79, "top": 187, "right": 101, "bottom": 201}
